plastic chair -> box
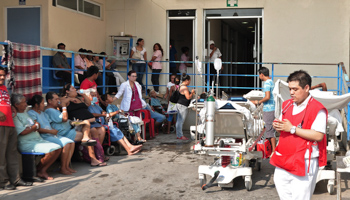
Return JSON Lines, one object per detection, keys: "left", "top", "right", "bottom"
{"left": 139, "top": 109, "right": 155, "bottom": 139}
{"left": 53, "top": 70, "right": 65, "bottom": 86}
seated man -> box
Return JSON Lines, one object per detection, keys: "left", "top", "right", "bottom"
{"left": 89, "top": 91, "right": 142, "bottom": 155}
{"left": 149, "top": 90, "right": 166, "bottom": 113}
{"left": 74, "top": 48, "right": 87, "bottom": 84}
{"left": 52, "top": 43, "right": 74, "bottom": 83}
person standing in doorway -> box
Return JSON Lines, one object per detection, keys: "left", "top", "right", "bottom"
{"left": 149, "top": 43, "right": 164, "bottom": 94}
{"left": 209, "top": 40, "right": 222, "bottom": 87}
{"left": 178, "top": 46, "right": 192, "bottom": 74}
{"left": 0, "top": 67, "right": 33, "bottom": 190}
{"left": 169, "top": 40, "right": 178, "bottom": 75}
{"left": 253, "top": 67, "right": 276, "bottom": 154}
{"left": 270, "top": 70, "right": 327, "bottom": 200}
{"left": 130, "top": 38, "right": 147, "bottom": 91}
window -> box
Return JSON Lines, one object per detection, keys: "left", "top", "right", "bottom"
{"left": 55, "top": 0, "right": 101, "bottom": 18}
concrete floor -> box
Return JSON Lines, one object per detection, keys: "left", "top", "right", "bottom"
{"left": 0, "top": 132, "right": 350, "bottom": 200}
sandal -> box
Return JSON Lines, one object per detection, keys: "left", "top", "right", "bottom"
{"left": 104, "top": 157, "right": 110, "bottom": 162}
{"left": 81, "top": 139, "right": 97, "bottom": 146}
{"left": 135, "top": 140, "right": 146, "bottom": 145}
{"left": 91, "top": 162, "right": 107, "bottom": 167}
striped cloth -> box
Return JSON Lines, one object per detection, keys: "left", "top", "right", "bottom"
{"left": 11, "top": 42, "right": 41, "bottom": 100}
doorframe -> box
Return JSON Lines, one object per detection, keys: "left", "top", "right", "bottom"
{"left": 203, "top": 10, "right": 263, "bottom": 88}
{"left": 166, "top": 12, "right": 197, "bottom": 85}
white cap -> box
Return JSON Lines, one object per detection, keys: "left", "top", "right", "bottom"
{"left": 209, "top": 40, "right": 215, "bottom": 45}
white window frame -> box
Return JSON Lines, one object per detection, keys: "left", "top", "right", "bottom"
{"left": 55, "top": 0, "right": 102, "bottom": 19}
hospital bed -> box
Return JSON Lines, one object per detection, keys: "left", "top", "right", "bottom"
{"left": 273, "top": 79, "right": 350, "bottom": 194}
{"left": 190, "top": 96, "right": 264, "bottom": 191}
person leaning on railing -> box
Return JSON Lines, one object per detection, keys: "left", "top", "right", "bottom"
{"left": 149, "top": 43, "right": 164, "bottom": 94}
{"left": 52, "top": 43, "right": 73, "bottom": 83}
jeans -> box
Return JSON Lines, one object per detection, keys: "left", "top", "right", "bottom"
{"left": 132, "top": 63, "right": 146, "bottom": 89}
{"left": 151, "top": 69, "right": 162, "bottom": 92}
{"left": 175, "top": 104, "right": 188, "bottom": 138}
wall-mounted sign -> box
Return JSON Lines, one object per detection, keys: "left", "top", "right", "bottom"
{"left": 227, "top": 0, "right": 238, "bottom": 7}
{"left": 19, "top": 0, "right": 26, "bottom": 5}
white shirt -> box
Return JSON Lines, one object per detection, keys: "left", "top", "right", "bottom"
{"left": 278, "top": 95, "right": 327, "bottom": 158}
{"left": 209, "top": 48, "right": 222, "bottom": 62}
{"left": 115, "top": 80, "right": 147, "bottom": 111}
{"left": 167, "top": 82, "right": 175, "bottom": 90}
{"left": 132, "top": 47, "right": 146, "bottom": 63}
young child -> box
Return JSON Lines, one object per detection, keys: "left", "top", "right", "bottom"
{"left": 101, "top": 94, "right": 146, "bottom": 144}
{"left": 89, "top": 91, "right": 142, "bottom": 155}
{"left": 164, "top": 74, "right": 176, "bottom": 100}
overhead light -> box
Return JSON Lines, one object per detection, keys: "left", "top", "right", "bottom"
{"left": 251, "top": 31, "right": 255, "bottom": 32}
{"left": 242, "top": 22, "right": 248, "bottom": 24}
{"left": 248, "top": 26, "right": 253, "bottom": 29}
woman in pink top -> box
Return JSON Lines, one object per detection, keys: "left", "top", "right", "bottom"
{"left": 149, "top": 43, "right": 163, "bottom": 93}
{"left": 178, "top": 46, "right": 192, "bottom": 74}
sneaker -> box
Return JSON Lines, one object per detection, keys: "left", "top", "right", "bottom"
{"left": 155, "top": 91, "right": 159, "bottom": 95}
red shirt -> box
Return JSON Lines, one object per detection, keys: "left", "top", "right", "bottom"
{"left": 80, "top": 78, "right": 97, "bottom": 90}
{"left": 0, "top": 85, "right": 15, "bottom": 127}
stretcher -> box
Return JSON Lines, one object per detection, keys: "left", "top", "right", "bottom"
{"left": 190, "top": 95, "right": 264, "bottom": 191}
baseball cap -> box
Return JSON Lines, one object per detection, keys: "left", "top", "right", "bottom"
{"left": 209, "top": 40, "right": 215, "bottom": 45}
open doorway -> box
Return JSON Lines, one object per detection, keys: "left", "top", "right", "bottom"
{"left": 205, "top": 9, "right": 263, "bottom": 95}
{"left": 167, "top": 10, "right": 196, "bottom": 83}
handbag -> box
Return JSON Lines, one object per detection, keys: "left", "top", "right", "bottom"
{"left": 131, "top": 48, "right": 142, "bottom": 63}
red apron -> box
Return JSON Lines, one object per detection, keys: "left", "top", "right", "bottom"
{"left": 270, "top": 97, "right": 327, "bottom": 176}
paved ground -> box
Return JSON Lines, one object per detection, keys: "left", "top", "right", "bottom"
{"left": 0, "top": 132, "right": 349, "bottom": 200}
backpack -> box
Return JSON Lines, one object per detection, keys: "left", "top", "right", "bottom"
{"left": 169, "top": 87, "right": 180, "bottom": 103}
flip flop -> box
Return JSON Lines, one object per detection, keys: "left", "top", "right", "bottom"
{"left": 104, "top": 157, "right": 110, "bottom": 162}
{"left": 81, "top": 139, "right": 97, "bottom": 146}
{"left": 91, "top": 162, "right": 107, "bottom": 167}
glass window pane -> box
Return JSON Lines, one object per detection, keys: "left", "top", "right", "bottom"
{"left": 78, "top": 0, "right": 83, "bottom": 12}
{"left": 206, "top": 9, "right": 262, "bottom": 17}
{"left": 169, "top": 10, "right": 195, "bottom": 17}
{"left": 57, "top": 0, "right": 77, "bottom": 11}
{"left": 84, "top": 1, "right": 100, "bottom": 18}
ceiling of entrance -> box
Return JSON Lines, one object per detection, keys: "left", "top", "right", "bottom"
{"left": 222, "top": 18, "right": 258, "bottom": 41}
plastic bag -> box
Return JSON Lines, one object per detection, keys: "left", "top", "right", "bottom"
{"left": 108, "top": 118, "right": 114, "bottom": 130}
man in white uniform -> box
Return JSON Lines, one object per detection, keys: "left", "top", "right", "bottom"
{"left": 208, "top": 40, "right": 222, "bottom": 90}
{"left": 271, "top": 70, "right": 327, "bottom": 200}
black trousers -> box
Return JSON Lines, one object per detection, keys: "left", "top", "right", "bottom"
{"left": 151, "top": 69, "right": 162, "bottom": 92}
{"left": 56, "top": 71, "right": 72, "bottom": 84}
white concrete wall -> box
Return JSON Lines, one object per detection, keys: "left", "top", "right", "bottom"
{"left": 105, "top": 0, "right": 350, "bottom": 92}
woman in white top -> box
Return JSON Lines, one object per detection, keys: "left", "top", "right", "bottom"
{"left": 114, "top": 70, "right": 147, "bottom": 142}
{"left": 130, "top": 38, "right": 147, "bottom": 90}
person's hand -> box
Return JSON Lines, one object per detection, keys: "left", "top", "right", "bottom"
{"left": 34, "top": 121, "right": 40, "bottom": 130}
{"left": 191, "top": 89, "right": 195, "bottom": 94}
{"left": 273, "top": 119, "right": 293, "bottom": 133}
{"left": 213, "top": 47, "right": 217, "bottom": 51}
{"left": 51, "top": 129, "right": 58, "bottom": 135}
{"left": 0, "top": 111, "right": 6, "bottom": 122}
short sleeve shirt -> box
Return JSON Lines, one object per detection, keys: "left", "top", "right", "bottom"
{"left": 132, "top": 47, "right": 146, "bottom": 63}
{"left": 80, "top": 79, "right": 97, "bottom": 90}
{"left": 52, "top": 53, "right": 70, "bottom": 69}
{"left": 74, "top": 54, "right": 86, "bottom": 75}
{"left": 152, "top": 50, "right": 162, "bottom": 69}
{"left": 262, "top": 79, "right": 275, "bottom": 112}
{"left": 209, "top": 48, "right": 222, "bottom": 62}
{"left": 0, "top": 85, "right": 14, "bottom": 127}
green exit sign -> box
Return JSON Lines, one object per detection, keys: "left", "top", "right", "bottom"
{"left": 227, "top": 0, "right": 238, "bottom": 7}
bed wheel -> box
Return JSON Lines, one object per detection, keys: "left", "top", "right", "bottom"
{"left": 327, "top": 182, "right": 334, "bottom": 194}
{"left": 106, "top": 146, "right": 116, "bottom": 156}
{"left": 199, "top": 174, "right": 206, "bottom": 186}
{"left": 245, "top": 176, "right": 252, "bottom": 191}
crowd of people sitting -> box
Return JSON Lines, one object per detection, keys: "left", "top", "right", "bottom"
{"left": 0, "top": 38, "right": 197, "bottom": 190}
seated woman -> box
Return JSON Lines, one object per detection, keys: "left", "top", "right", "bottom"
{"left": 44, "top": 92, "right": 106, "bottom": 167}
{"left": 27, "top": 95, "right": 75, "bottom": 175}
{"left": 11, "top": 93, "right": 62, "bottom": 180}
{"left": 101, "top": 93, "right": 144, "bottom": 144}
{"left": 62, "top": 84, "right": 106, "bottom": 146}
{"left": 88, "top": 91, "right": 142, "bottom": 155}
{"left": 148, "top": 90, "right": 167, "bottom": 133}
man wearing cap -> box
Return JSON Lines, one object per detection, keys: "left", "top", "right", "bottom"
{"left": 209, "top": 40, "right": 222, "bottom": 88}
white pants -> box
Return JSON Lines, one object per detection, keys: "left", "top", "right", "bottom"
{"left": 113, "top": 72, "right": 125, "bottom": 86}
{"left": 274, "top": 158, "right": 319, "bottom": 200}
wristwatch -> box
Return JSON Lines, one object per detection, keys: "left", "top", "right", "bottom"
{"left": 290, "top": 126, "right": 296, "bottom": 134}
